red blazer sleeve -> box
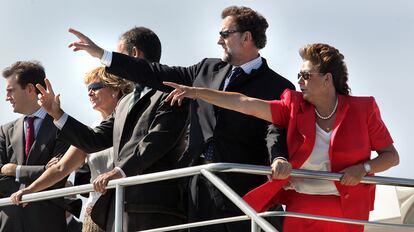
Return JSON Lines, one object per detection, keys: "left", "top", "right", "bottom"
{"left": 368, "top": 97, "right": 393, "bottom": 150}
{"left": 269, "top": 89, "right": 292, "bottom": 128}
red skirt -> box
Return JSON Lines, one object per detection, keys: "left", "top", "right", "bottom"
{"left": 280, "top": 190, "right": 363, "bottom": 232}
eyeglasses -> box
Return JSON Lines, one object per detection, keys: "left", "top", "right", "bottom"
{"left": 219, "top": 29, "right": 241, "bottom": 39}
{"left": 297, "top": 72, "right": 325, "bottom": 81}
{"left": 87, "top": 82, "right": 107, "bottom": 91}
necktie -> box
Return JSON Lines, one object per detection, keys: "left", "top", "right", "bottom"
{"left": 128, "top": 85, "right": 144, "bottom": 112}
{"left": 223, "top": 67, "right": 244, "bottom": 90}
{"left": 25, "top": 117, "right": 35, "bottom": 159}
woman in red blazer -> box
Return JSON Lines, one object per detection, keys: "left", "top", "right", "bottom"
{"left": 163, "top": 43, "right": 399, "bottom": 232}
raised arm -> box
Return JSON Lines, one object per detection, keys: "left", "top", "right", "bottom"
{"left": 164, "top": 81, "right": 273, "bottom": 123}
{"left": 68, "top": 28, "right": 104, "bottom": 59}
{"left": 10, "top": 146, "right": 87, "bottom": 205}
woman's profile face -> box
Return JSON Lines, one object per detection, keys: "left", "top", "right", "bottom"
{"left": 297, "top": 60, "right": 327, "bottom": 103}
{"left": 86, "top": 77, "right": 118, "bottom": 114}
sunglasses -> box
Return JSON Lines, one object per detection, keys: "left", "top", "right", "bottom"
{"left": 297, "top": 72, "right": 325, "bottom": 81}
{"left": 219, "top": 29, "right": 242, "bottom": 39}
{"left": 87, "top": 82, "right": 107, "bottom": 91}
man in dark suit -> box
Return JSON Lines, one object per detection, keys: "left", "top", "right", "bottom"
{"left": 0, "top": 61, "right": 69, "bottom": 231}
{"left": 68, "top": 6, "right": 295, "bottom": 231}
{"left": 12, "top": 27, "right": 189, "bottom": 231}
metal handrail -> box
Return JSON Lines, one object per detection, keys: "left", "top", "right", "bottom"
{"left": 0, "top": 163, "right": 413, "bottom": 231}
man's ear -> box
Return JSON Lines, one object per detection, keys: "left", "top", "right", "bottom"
{"left": 26, "top": 83, "right": 37, "bottom": 94}
{"left": 131, "top": 47, "right": 144, "bottom": 59}
{"left": 242, "top": 31, "right": 253, "bottom": 47}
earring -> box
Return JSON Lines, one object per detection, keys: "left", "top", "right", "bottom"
{"left": 112, "top": 93, "right": 117, "bottom": 99}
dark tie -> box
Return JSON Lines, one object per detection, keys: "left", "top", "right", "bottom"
{"left": 128, "top": 85, "right": 144, "bottom": 112}
{"left": 223, "top": 67, "right": 244, "bottom": 90}
{"left": 25, "top": 117, "right": 35, "bottom": 159}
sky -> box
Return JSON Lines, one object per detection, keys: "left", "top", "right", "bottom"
{"left": 0, "top": 0, "right": 413, "bottom": 180}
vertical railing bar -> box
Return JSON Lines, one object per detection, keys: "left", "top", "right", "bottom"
{"left": 200, "top": 169, "right": 278, "bottom": 232}
{"left": 114, "top": 184, "right": 125, "bottom": 232}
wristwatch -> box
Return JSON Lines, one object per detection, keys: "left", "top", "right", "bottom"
{"left": 363, "top": 162, "right": 372, "bottom": 174}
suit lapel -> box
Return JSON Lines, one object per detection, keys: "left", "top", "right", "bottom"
{"left": 26, "top": 115, "right": 54, "bottom": 164}
{"left": 115, "top": 92, "right": 134, "bottom": 147}
{"left": 116, "top": 89, "right": 155, "bottom": 154}
{"left": 210, "top": 64, "right": 231, "bottom": 90}
{"left": 291, "top": 101, "right": 316, "bottom": 169}
{"left": 10, "top": 117, "right": 25, "bottom": 165}
{"left": 330, "top": 95, "right": 349, "bottom": 155}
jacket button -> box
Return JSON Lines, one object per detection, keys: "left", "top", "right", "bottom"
{"left": 344, "top": 194, "right": 350, "bottom": 199}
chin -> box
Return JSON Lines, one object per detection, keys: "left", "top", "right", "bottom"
{"left": 302, "top": 93, "right": 311, "bottom": 102}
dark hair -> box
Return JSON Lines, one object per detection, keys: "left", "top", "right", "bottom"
{"left": 299, "top": 43, "right": 351, "bottom": 95}
{"left": 119, "top": 27, "right": 162, "bottom": 63}
{"left": 2, "top": 61, "right": 46, "bottom": 93}
{"left": 221, "top": 6, "right": 269, "bottom": 49}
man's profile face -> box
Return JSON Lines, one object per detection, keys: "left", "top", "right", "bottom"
{"left": 217, "top": 16, "right": 244, "bottom": 65}
{"left": 5, "top": 75, "right": 31, "bottom": 114}
{"left": 116, "top": 40, "right": 129, "bottom": 55}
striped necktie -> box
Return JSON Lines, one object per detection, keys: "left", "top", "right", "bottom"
{"left": 25, "top": 117, "right": 36, "bottom": 160}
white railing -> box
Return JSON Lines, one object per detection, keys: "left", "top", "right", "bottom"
{"left": 1, "top": 163, "right": 414, "bottom": 232}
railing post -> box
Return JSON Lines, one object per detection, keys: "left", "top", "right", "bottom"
{"left": 251, "top": 219, "right": 260, "bottom": 232}
{"left": 114, "top": 184, "right": 125, "bottom": 232}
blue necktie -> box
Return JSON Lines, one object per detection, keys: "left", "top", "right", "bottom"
{"left": 223, "top": 67, "right": 244, "bottom": 90}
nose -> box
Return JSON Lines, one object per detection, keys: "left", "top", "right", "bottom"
{"left": 5, "top": 93, "right": 11, "bottom": 101}
{"left": 88, "top": 89, "right": 94, "bottom": 96}
{"left": 297, "top": 77, "right": 304, "bottom": 85}
{"left": 217, "top": 36, "right": 224, "bottom": 45}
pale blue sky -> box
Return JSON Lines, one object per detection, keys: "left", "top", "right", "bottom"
{"left": 1, "top": 0, "right": 412, "bottom": 179}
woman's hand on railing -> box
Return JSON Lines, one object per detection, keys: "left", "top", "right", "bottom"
{"left": 10, "top": 188, "right": 32, "bottom": 206}
{"left": 271, "top": 158, "right": 292, "bottom": 180}
{"left": 339, "top": 164, "right": 366, "bottom": 186}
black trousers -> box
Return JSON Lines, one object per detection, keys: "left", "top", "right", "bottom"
{"left": 188, "top": 175, "right": 284, "bottom": 232}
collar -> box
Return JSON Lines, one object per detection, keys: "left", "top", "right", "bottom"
{"left": 236, "top": 56, "right": 263, "bottom": 75}
{"left": 26, "top": 107, "right": 47, "bottom": 120}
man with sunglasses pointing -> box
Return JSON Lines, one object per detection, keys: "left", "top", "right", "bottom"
{"left": 68, "top": 6, "right": 294, "bottom": 232}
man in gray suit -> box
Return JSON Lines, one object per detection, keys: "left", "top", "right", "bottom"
{"left": 0, "top": 61, "right": 69, "bottom": 232}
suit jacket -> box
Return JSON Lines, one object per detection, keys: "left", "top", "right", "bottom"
{"left": 67, "top": 217, "right": 83, "bottom": 232}
{"left": 58, "top": 89, "right": 189, "bottom": 230}
{"left": 243, "top": 90, "right": 393, "bottom": 224}
{"left": 106, "top": 53, "right": 295, "bottom": 199}
{"left": 0, "top": 114, "right": 69, "bottom": 232}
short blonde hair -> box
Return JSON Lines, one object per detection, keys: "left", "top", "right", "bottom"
{"left": 84, "top": 67, "right": 134, "bottom": 96}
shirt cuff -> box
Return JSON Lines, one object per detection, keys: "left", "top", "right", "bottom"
{"left": 114, "top": 167, "right": 126, "bottom": 178}
{"left": 15, "top": 165, "right": 21, "bottom": 182}
{"left": 53, "top": 113, "right": 69, "bottom": 130}
{"left": 272, "top": 156, "right": 288, "bottom": 163}
{"left": 100, "top": 50, "right": 113, "bottom": 67}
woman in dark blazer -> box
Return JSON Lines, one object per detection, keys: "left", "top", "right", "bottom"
{"left": 163, "top": 43, "right": 400, "bottom": 232}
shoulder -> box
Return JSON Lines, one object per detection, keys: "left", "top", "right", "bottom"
{"left": 280, "top": 89, "right": 304, "bottom": 103}
{"left": 0, "top": 118, "right": 21, "bottom": 133}
{"left": 343, "top": 95, "right": 376, "bottom": 109}
{"left": 195, "top": 58, "right": 228, "bottom": 72}
{"left": 256, "top": 58, "right": 295, "bottom": 90}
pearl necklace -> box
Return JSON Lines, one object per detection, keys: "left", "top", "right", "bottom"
{"left": 315, "top": 98, "right": 338, "bottom": 120}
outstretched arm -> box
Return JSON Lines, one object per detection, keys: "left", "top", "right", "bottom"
{"left": 10, "top": 146, "right": 87, "bottom": 204}
{"left": 163, "top": 81, "right": 273, "bottom": 123}
{"left": 68, "top": 28, "right": 104, "bottom": 59}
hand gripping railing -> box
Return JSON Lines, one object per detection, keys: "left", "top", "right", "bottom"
{"left": 1, "top": 163, "right": 414, "bottom": 232}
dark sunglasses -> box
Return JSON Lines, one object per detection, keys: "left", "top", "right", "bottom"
{"left": 87, "top": 82, "right": 107, "bottom": 91}
{"left": 297, "top": 72, "right": 325, "bottom": 81}
{"left": 219, "top": 29, "right": 242, "bottom": 39}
